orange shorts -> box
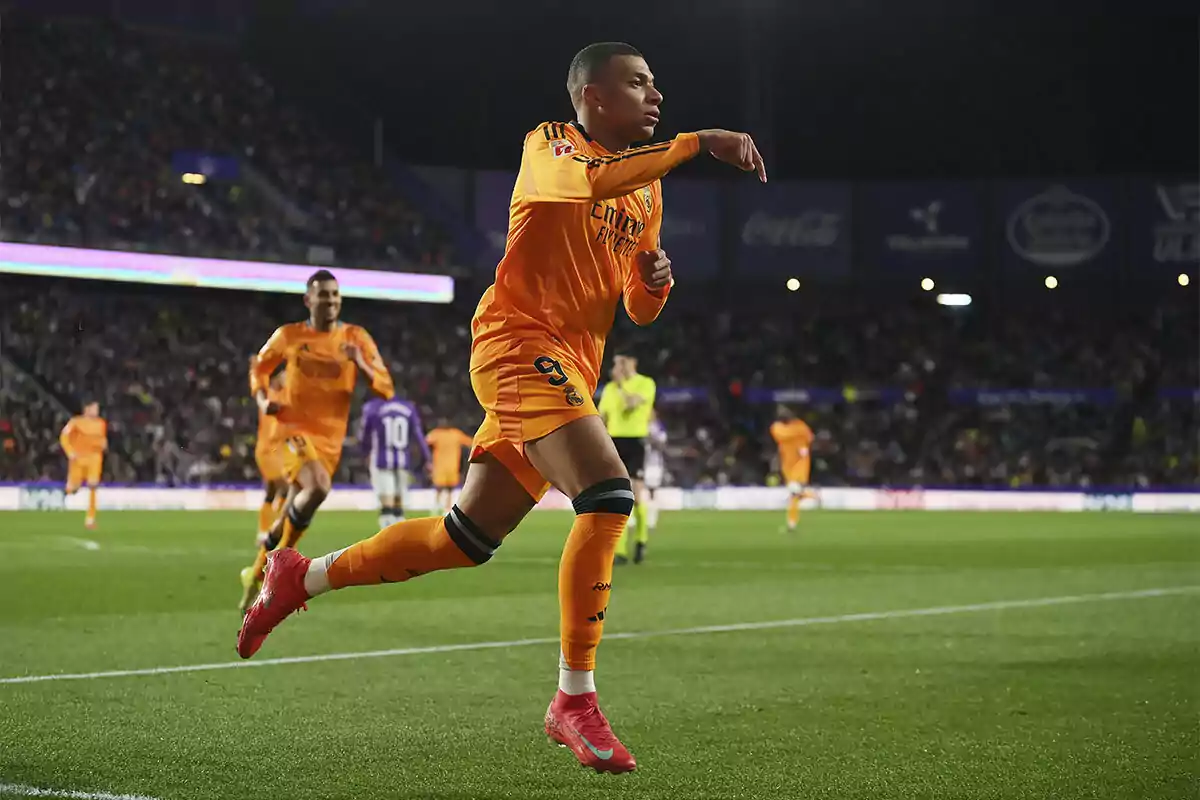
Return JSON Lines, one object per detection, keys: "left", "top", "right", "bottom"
{"left": 469, "top": 339, "right": 597, "bottom": 500}
{"left": 784, "top": 461, "right": 812, "bottom": 487}
{"left": 67, "top": 454, "right": 103, "bottom": 489}
{"left": 282, "top": 432, "right": 342, "bottom": 484}
{"left": 432, "top": 468, "right": 461, "bottom": 489}
{"left": 255, "top": 439, "right": 286, "bottom": 482}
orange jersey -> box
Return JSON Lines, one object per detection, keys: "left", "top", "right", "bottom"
{"left": 60, "top": 415, "right": 107, "bottom": 458}
{"left": 471, "top": 121, "right": 700, "bottom": 389}
{"left": 771, "top": 419, "right": 814, "bottom": 471}
{"left": 250, "top": 321, "right": 394, "bottom": 444}
{"left": 426, "top": 427, "right": 473, "bottom": 473}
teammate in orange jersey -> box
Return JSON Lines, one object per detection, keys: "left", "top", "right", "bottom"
{"left": 60, "top": 401, "right": 108, "bottom": 529}
{"left": 770, "top": 405, "right": 816, "bottom": 531}
{"left": 425, "top": 419, "right": 474, "bottom": 514}
{"left": 253, "top": 370, "right": 288, "bottom": 544}
{"left": 237, "top": 42, "right": 765, "bottom": 773}
{"left": 237, "top": 269, "right": 395, "bottom": 613}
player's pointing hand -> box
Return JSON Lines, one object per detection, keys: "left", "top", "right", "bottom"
{"left": 697, "top": 129, "right": 768, "bottom": 183}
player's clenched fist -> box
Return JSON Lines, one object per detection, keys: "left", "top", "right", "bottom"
{"left": 696, "top": 129, "right": 768, "bottom": 183}
{"left": 636, "top": 248, "right": 673, "bottom": 294}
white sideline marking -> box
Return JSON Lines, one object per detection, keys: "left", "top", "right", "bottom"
{"left": 65, "top": 538, "right": 101, "bottom": 552}
{"left": 0, "top": 782, "right": 159, "bottom": 800}
{"left": 1, "top": 586, "right": 1195, "bottom": 687}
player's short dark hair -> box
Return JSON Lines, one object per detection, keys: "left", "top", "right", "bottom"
{"left": 567, "top": 42, "right": 643, "bottom": 101}
{"left": 307, "top": 269, "right": 337, "bottom": 289}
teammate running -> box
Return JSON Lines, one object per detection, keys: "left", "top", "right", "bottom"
{"left": 237, "top": 269, "right": 394, "bottom": 613}
{"left": 60, "top": 400, "right": 107, "bottom": 530}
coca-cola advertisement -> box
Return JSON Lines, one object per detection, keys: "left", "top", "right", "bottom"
{"left": 735, "top": 181, "right": 852, "bottom": 276}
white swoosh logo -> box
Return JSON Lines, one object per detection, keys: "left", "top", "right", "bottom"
{"left": 578, "top": 733, "right": 613, "bottom": 760}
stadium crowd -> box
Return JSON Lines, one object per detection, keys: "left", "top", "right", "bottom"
{"left": 0, "top": 12, "right": 1194, "bottom": 494}
{"left": 2, "top": 277, "right": 1195, "bottom": 491}
{"left": 0, "top": 14, "right": 455, "bottom": 272}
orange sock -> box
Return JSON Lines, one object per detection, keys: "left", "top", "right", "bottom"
{"left": 786, "top": 495, "right": 800, "bottom": 528}
{"left": 325, "top": 507, "right": 496, "bottom": 588}
{"left": 559, "top": 512, "right": 627, "bottom": 670}
{"left": 257, "top": 501, "right": 274, "bottom": 535}
{"left": 87, "top": 487, "right": 98, "bottom": 521}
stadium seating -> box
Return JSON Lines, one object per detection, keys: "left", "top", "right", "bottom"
{"left": 0, "top": 15, "right": 455, "bottom": 272}
{"left": 2, "top": 277, "right": 1194, "bottom": 490}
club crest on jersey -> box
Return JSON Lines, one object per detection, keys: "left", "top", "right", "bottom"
{"left": 551, "top": 139, "right": 575, "bottom": 158}
{"left": 640, "top": 185, "right": 653, "bottom": 213}
{"left": 564, "top": 386, "right": 585, "bottom": 407}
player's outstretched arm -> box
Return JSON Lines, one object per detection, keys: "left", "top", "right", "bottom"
{"left": 524, "top": 124, "right": 701, "bottom": 203}
{"left": 347, "top": 328, "right": 395, "bottom": 399}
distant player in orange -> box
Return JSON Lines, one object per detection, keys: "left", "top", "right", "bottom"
{"left": 770, "top": 405, "right": 815, "bottom": 531}
{"left": 425, "top": 419, "right": 474, "bottom": 514}
{"left": 237, "top": 269, "right": 394, "bottom": 613}
{"left": 60, "top": 401, "right": 107, "bottom": 529}
{"left": 238, "top": 42, "right": 765, "bottom": 773}
{"left": 253, "top": 369, "right": 288, "bottom": 544}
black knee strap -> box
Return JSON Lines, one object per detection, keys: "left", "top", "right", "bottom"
{"left": 445, "top": 505, "right": 500, "bottom": 565}
{"left": 287, "top": 504, "right": 313, "bottom": 531}
{"left": 573, "top": 478, "right": 635, "bottom": 516}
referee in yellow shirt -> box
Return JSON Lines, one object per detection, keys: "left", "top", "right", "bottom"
{"left": 598, "top": 352, "right": 657, "bottom": 564}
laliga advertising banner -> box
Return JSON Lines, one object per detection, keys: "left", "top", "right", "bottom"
{"left": 860, "top": 182, "right": 983, "bottom": 273}
{"left": 998, "top": 180, "right": 1123, "bottom": 273}
{"left": 660, "top": 179, "right": 720, "bottom": 277}
{"left": 736, "top": 181, "right": 852, "bottom": 276}
{"left": 474, "top": 170, "right": 517, "bottom": 268}
{"left": 1129, "top": 177, "right": 1200, "bottom": 269}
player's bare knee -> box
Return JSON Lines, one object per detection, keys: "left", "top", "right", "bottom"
{"left": 455, "top": 455, "right": 535, "bottom": 542}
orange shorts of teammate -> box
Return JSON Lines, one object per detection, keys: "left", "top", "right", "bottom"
{"left": 469, "top": 339, "right": 597, "bottom": 501}
{"left": 784, "top": 460, "right": 812, "bottom": 489}
{"left": 255, "top": 440, "right": 286, "bottom": 483}
{"left": 432, "top": 469, "right": 462, "bottom": 489}
{"left": 66, "top": 454, "right": 103, "bottom": 491}
{"left": 282, "top": 433, "right": 343, "bottom": 484}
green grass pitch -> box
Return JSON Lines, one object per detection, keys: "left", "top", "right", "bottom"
{"left": 0, "top": 509, "right": 1197, "bottom": 800}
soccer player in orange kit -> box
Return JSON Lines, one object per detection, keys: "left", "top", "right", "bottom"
{"left": 237, "top": 269, "right": 394, "bottom": 613}
{"left": 60, "top": 401, "right": 107, "bottom": 529}
{"left": 770, "top": 405, "right": 815, "bottom": 531}
{"left": 237, "top": 42, "right": 765, "bottom": 774}
{"left": 425, "top": 419, "right": 474, "bottom": 514}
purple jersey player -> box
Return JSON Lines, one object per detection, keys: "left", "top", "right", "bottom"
{"left": 359, "top": 397, "right": 429, "bottom": 527}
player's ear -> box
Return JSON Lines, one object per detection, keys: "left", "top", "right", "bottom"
{"left": 580, "top": 82, "right": 603, "bottom": 112}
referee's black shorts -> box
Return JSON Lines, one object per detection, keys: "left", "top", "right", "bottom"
{"left": 612, "top": 436, "right": 646, "bottom": 479}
